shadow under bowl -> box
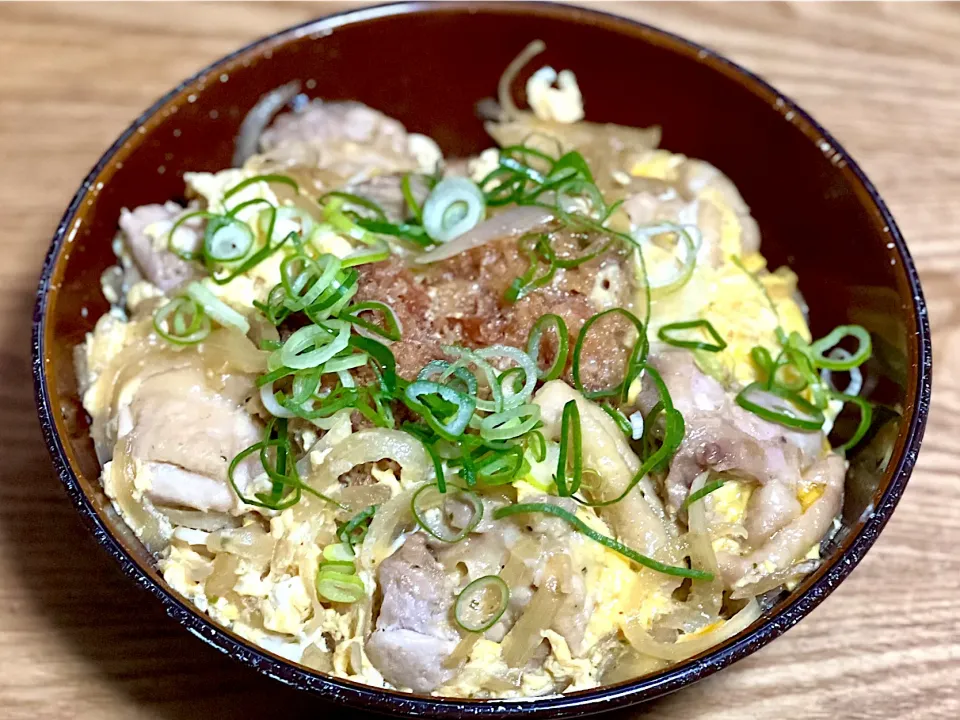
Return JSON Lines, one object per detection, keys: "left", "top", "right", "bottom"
{"left": 32, "top": 2, "right": 931, "bottom": 717}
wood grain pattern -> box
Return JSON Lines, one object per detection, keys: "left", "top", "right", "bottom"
{"left": 1, "top": 2, "right": 957, "bottom": 718}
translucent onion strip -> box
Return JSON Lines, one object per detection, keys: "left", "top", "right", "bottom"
{"left": 623, "top": 599, "right": 762, "bottom": 662}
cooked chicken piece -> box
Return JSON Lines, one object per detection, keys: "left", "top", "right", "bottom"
{"left": 366, "top": 534, "right": 459, "bottom": 693}
{"left": 258, "top": 100, "right": 430, "bottom": 183}
{"left": 119, "top": 203, "right": 201, "bottom": 292}
{"left": 636, "top": 350, "right": 823, "bottom": 512}
{"left": 116, "top": 367, "right": 261, "bottom": 514}
{"left": 718, "top": 453, "right": 845, "bottom": 586}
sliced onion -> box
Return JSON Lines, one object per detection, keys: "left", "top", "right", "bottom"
{"left": 820, "top": 348, "right": 863, "bottom": 397}
{"left": 498, "top": 40, "right": 546, "bottom": 120}
{"left": 415, "top": 206, "right": 554, "bottom": 264}
{"left": 233, "top": 80, "right": 301, "bottom": 167}
{"left": 338, "top": 484, "right": 392, "bottom": 512}
{"left": 500, "top": 581, "right": 561, "bottom": 667}
{"left": 684, "top": 473, "right": 723, "bottom": 623}
{"left": 197, "top": 328, "right": 268, "bottom": 374}
{"left": 309, "top": 429, "right": 428, "bottom": 490}
{"left": 730, "top": 559, "right": 820, "bottom": 600}
{"left": 260, "top": 381, "right": 296, "bottom": 419}
{"left": 109, "top": 437, "right": 170, "bottom": 554}
{"left": 158, "top": 507, "right": 240, "bottom": 532}
{"left": 359, "top": 485, "right": 419, "bottom": 569}
{"left": 623, "top": 598, "right": 762, "bottom": 662}
{"left": 186, "top": 282, "right": 250, "bottom": 334}
{"left": 422, "top": 177, "right": 487, "bottom": 243}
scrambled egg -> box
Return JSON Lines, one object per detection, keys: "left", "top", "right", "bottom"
{"left": 629, "top": 153, "right": 810, "bottom": 388}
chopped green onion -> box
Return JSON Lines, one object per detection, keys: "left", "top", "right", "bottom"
{"left": 316, "top": 568, "right": 365, "bottom": 603}
{"left": 504, "top": 234, "right": 557, "bottom": 303}
{"left": 454, "top": 575, "right": 510, "bottom": 632}
{"left": 474, "top": 446, "right": 527, "bottom": 486}
{"left": 348, "top": 335, "right": 397, "bottom": 394}
{"left": 599, "top": 403, "right": 633, "bottom": 437}
{"left": 422, "top": 177, "right": 486, "bottom": 243}
{"left": 353, "top": 217, "right": 431, "bottom": 246}
{"left": 555, "top": 400, "right": 583, "bottom": 497}
{"left": 280, "top": 321, "right": 351, "bottom": 370}
{"left": 572, "top": 308, "right": 647, "bottom": 400}
{"left": 338, "top": 301, "right": 402, "bottom": 342}
{"left": 339, "top": 506, "right": 377, "bottom": 548}
{"left": 658, "top": 320, "right": 727, "bottom": 352}
{"left": 223, "top": 173, "right": 298, "bottom": 201}
{"left": 820, "top": 348, "right": 863, "bottom": 396}
{"left": 404, "top": 380, "right": 476, "bottom": 441}
{"left": 185, "top": 282, "right": 250, "bottom": 334}
{"left": 411, "top": 483, "right": 482, "bottom": 543}
{"left": 320, "top": 191, "right": 388, "bottom": 222}
{"left": 526, "top": 314, "right": 569, "bottom": 381}
{"left": 422, "top": 439, "right": 447, "bottom": 493}
{"left": 153, "top": 295, "right": 211, "bottom": 345}
{"left": 810, "top": 325, "right": 872, "bottom": 370}
{"left": 493, "top": 503, "right": 712, "bottom": 580}
{"left": 281, "top": 253, "right": 341, "bottom": 311}
{"left": 475, "top": 345, "right": 538, "bottom": 409}
{"left": 682, "top": 478, "right": 725, "bottom": 509}
{"left": 479, "top": 404, "right": 541, "bottom": 442}
{"left": 735, "top": 382, "right": 825, "bottom": 431}
{"left": 526, "top": 430, "right": 547, "bottom": 463}
{"left": 402, "top": 173, "right": 424, "bottom": 223}
{"left": 831, "top": 392, "right": 873, "bottom": 452}
{"left": 204, "top": 215, "right": 254, "bottom": 262}
{"left": 632, "top": 223, "right": 699, "bottom": 298}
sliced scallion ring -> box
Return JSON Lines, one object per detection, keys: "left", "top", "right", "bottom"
{"left": 526, "top": 314, "right": 569, "bottom": 381}
{"left": 280, "top": 321, "right": 351, "bottom": 370}
{"left": 185, "top": 281, "right": 250, "bottom": 334}
{"left": 316, "top": 568, "right": 365, "bottom": 603}
{"left": 830, "top": 391, "right": 873, "bottom": 452}
{"left": 411, "top": 483, "right": 483, "bottom": 543}
{"left": 735, "top": 382, "right": 825, "bottom": 431}
{"left": 404, "top": 380, "right": 477, "bottom": 441}
{"left": 657, "top": 319, "right": 727, "bottom": 352}
{"left": 422, "top": 177, "right": 486, "bottom": 243}
{"left": 476, "top": 345, "right": 538, "bottom": 409}
{"left": 555, "top": 400, "right": 583, "bottom": 497}
{"left": 204, "top": 217, "right": 254, "bottom": 262}
{"left": 479, "top": 403, "right": 541, "bottom": 442}
{"left": 153, "top": 295, "right": 211, "bottom": 345}
{"left": 632, "top": 222, "right": 698, "bottom": 298}
{"left": 454, "top": 576, "right": 510, "bottom": 632}
{"left": 809, "top": 325, "right": 872, "bottom": 370}
{"left": 339, "top": 301, "right": 402, "bottom": 342}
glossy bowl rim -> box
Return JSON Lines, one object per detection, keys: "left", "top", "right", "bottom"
{"left": 32, "top": 2, "right": 932, "bottom": 717}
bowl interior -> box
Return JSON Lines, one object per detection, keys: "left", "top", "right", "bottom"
{"left": 36, "top": 2, "right": 928, "bottom": 716}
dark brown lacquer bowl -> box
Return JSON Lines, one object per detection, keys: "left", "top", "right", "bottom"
{"left": 32, "top": 2, "right": 931, "bottom": 717}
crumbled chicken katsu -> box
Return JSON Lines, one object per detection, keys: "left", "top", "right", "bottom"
{"left": 76, "top": 41, "right": 871, "bottom": 699}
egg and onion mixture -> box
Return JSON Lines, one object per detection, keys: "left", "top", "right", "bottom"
{"left": 76, "top": 44, "right": 870, "bottom": 698}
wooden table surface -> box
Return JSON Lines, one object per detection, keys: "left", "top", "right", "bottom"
{"left": 2, "top": 2, "right": 958, "bottom": 718}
